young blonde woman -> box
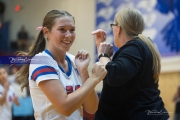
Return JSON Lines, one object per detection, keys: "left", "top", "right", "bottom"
{"left": 92, "top": 8, "right": 170, "bottom": 120}
{"left": 0, "top": 67, "right": 19, "bottom": 120}
{"left": 16, "top": 10, "right": 107, "bottom": 120}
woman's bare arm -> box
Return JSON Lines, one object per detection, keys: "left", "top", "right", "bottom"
{"left": 38, "top": 62, "right": 107, "bottom": 116}
{"left": 79, "top": 69, "right": 99, "bottom": 114}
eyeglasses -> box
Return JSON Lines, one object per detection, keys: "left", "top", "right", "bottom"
{"left": 110, "top": 23, "right": 118, "bottom": 28}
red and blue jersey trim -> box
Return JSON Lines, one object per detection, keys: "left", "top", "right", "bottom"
{"left": 44, "top": 49, "right": 72, "bottom": 77}
{"left": 31, "top": 66, "right": 58, "bottom": 81}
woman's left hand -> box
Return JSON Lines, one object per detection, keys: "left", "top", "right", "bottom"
{"left": 98, "top": 42, "right": 113, "bottom": 57}
{"left": 75, "top": 50, "right": 90, "bottom": 71}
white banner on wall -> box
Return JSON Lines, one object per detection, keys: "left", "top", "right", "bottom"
{"left": 95, "top": 0, "right": 180, "bottom": 62}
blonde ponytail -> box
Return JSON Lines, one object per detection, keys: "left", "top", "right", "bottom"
{"left": 138, "top": 34, "right": 161, "bottom": 83}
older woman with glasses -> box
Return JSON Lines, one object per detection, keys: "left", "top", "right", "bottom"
{"left": 92, "top": 8, "right": 169, "bottom": 120}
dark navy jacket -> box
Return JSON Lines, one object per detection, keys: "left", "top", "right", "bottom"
{"left": 95, "top": 39, "right": 169, "bottom": 120}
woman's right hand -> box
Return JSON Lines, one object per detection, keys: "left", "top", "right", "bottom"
{"left": 90, "top": 62, "right": 107, "bottom": 83}
{"left": 75, "top": 49, "right": 90, "bottom": 71}
{"left": 92, "top": 29, "right": 107, "bottom": 49}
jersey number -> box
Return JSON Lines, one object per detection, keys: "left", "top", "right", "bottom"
{"left": 66, "top": 85, "right": 80, "bottom": 94}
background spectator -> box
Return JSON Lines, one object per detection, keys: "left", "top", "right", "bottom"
{"left": 17, "top": 25, "right": 29, "bottom": 51}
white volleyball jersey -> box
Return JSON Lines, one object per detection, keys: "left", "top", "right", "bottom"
{"left": 29, "top": 49, "right": 83, "bottom": 120}
{"left": 0, "top": 85, "right": 15, "bottom": 120}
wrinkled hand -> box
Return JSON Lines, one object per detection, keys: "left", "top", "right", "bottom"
{"left": 91, "top": 62, "right": 107, "bottom": 83}
{"left": 92, "top": 29, "right": 107, "bottom": 48}
{"left": 98, "top": 42, "right": 113, "bottom": 57}
{"left": 75, "top": 50, "right": 90, "bottom": 71}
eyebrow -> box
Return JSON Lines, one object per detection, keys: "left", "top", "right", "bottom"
{"left": 57, "top": 25, "right": 75, "bottom": 28}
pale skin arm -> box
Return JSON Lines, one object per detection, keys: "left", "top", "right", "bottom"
{"left": 75, "top": 50, "right": 99, "bottom": 114}
{"left": 98, "top": 42, "right": 113, "bottom": 65}
{"left": 38, "top": 62, "right": 107, "bottom": 116}
{"left": 99, "top": 57, "right": 111, "bottom": 66}
{"left": 0, "top": 82, "right": 9, "bottom": 105}
{"left": 79, "top": 69, "right": 99, "bottom": 114}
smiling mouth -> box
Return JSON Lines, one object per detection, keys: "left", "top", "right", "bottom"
{"left": 62, "top": 41, "right": 71, "bottom": 44}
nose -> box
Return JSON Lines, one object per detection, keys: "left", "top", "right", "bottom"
{"left": 65, "top": 30, "right": 72, "bottom": 37}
